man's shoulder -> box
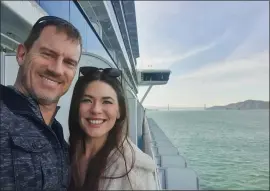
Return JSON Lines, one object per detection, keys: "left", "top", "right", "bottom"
{"left": 0, "top": 84, "right": 18, "bottom": 103}
{"left": 1, "top": 84, "right": 11, "bottom": 97}
{"left": 0, "top": 84, "right": 6, "bottom": 89}
{"left": 0, "top": 85, "right": 13, "bottom": 111}
{"left": 0, "top": 84, "right": 28, "bottom": 112}
{"left": 0, "top": 84, "right": 12, "bottom": 91}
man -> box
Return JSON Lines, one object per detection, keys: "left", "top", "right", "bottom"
{"left": 0, "top": 16, "right": 82, "bottom": 190}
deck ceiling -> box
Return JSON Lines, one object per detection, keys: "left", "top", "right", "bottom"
{"left": 121, "top": 1, "right": 139, "bottom": 59}
{"left": 1, "top": 2, "right": 31, "bottom": 52}
{"left": 111, "top": 1, "right": 140, "bottom": 59}
{"left": 77, "top": 1, "right": 138, "bottom": 93}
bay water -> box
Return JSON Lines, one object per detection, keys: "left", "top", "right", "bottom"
{"left": 146, "top": 109, "right": 269, "bottom": 190}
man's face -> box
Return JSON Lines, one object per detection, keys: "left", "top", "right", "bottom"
{"left": 16, "top": 26, "right": 81, "bottom": 105}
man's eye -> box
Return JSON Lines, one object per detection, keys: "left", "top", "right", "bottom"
{"left": 42, "top": 52, "right": 52, "bottom": 57}
{"left": 65, "top": 61, "right": 76, "bottom": 67}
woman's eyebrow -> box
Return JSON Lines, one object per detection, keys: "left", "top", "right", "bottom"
{"left": 83, "top": 94, "right": 93, "bottom": 99}
{"left": 83, "top": 94, "right": 115, "bottom": 101}
{"left": 102, "top": 96, "right": 115, "bottom": 101}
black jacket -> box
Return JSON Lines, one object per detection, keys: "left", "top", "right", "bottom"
{"left": 0, "top": 84, "right": 70, "bottom": 190}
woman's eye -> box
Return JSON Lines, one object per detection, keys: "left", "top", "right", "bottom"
{"left": 103, "top": 100, "right": 112, "bottom": 104}
{"left": 81, "top": 99, "right": 92, "bottom": 103}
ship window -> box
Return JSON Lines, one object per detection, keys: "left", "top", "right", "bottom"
{"left": 38, "top": 1, "right": 70, "bottom": 22}
{"left": 142, "top": 72, "right": 170, "bottom": 81}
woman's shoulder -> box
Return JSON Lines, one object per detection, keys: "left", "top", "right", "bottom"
{"left": 125, "top": 138, "right": 157, "bottom": 172}
{"left": 108, "top": 137, "right": 157, "bottom": 173}
{"left": 108, "top": 138, "right": 156, "bottom": 172}
{"left": 102, "top": 138, "right": 158, "bottom": 190}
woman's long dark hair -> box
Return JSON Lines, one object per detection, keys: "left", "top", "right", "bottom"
{"left": 68, "top": 71, "right": 135, "bottom": 191}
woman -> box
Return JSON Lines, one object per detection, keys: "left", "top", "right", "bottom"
{"left": 68, "top": 66, "right": 157, "bottom": 191}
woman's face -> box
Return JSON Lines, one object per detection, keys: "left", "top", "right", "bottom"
{"left": 79, "top": 81, "right": 120, "bottom": 140}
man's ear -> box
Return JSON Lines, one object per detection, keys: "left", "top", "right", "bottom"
{"left": 16, "top": 44, "right": 27, "bottom": 66}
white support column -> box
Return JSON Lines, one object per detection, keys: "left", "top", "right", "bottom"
{"left": 0, "top": 52, "right": 5, "bottom": 85}
{"left": 137, "top": 101, "right": 144, "bottom": 149}
{"left": 140, "top": 85, "right": 153, "bottom": 104}
{"left": 126, "top": 89, "right": 138, "bottom": 145}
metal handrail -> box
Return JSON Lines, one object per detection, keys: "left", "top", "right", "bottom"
{"left": 142, "top": 114, "right": 162, "bottom": 190}
{"left": 1, "top": 33, "right": 20, "bottom": 45}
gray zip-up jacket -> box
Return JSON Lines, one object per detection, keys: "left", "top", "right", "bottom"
{"left": 0, "top": 84, "right": 70, "bottom": 190}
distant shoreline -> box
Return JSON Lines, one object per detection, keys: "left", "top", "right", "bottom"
{"left": 145, "top": 100, "right": 269, "bottom": 111}
{"left": 146, "top": 108, "right": 269, "bottom": 111}
{"left": 206, "top": 100, "right": 269, "bottom": 110}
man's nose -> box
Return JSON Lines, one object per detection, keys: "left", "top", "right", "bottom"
{"left": 47, "top": 58, "right": 64, "bottom": 76}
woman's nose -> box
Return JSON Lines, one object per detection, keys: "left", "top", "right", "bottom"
{"left": 91, "top": 102, "right": 102, "bottom": 114}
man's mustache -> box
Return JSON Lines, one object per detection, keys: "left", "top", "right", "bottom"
{"left": 42, "top": 69, "right": 63, "bottom": 83}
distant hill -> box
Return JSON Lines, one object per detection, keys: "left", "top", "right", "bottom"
{"left": 206, "top": 100, "right": 269, "bottom": 110}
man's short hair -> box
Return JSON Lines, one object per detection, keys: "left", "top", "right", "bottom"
{"left": 24, "top": 16, "right": 82, "bottom": 53}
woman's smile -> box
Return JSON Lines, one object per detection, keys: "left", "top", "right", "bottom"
{"left": 86, "top": 118, "right": 106, "bottom": 128}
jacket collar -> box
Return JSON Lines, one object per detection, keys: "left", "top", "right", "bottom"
{"left": 1, "top": 84, "right": 60, "bottom": 125}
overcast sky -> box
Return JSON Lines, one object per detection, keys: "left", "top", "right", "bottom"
{"left": 135, "top": 1, "right": 269, "bottom": 108}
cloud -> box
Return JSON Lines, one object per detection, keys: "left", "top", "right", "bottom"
{"left": 136, "top": 41, "right": 217, "bottom": 69}
{"left": 135, "top": 1, "right": 190, "bottom": 57}
{"left": 175, "top": 50, "right": 269, "bottom": 82}
{"left": 225, "top": 6, "right": 269, "bottom": 61}
{"left": 138, "top": 50, "right": 269, "bottom": 107}
{"left": 135, "top": 1, "right": 269, "bottom": 107}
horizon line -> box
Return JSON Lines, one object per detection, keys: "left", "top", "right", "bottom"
{"left": 144, "top": 99, "right": 269, "bottom": 108}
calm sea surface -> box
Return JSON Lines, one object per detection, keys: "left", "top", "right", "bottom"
{"left": 146, "top": 110, "right": 269, "bottom": 190}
